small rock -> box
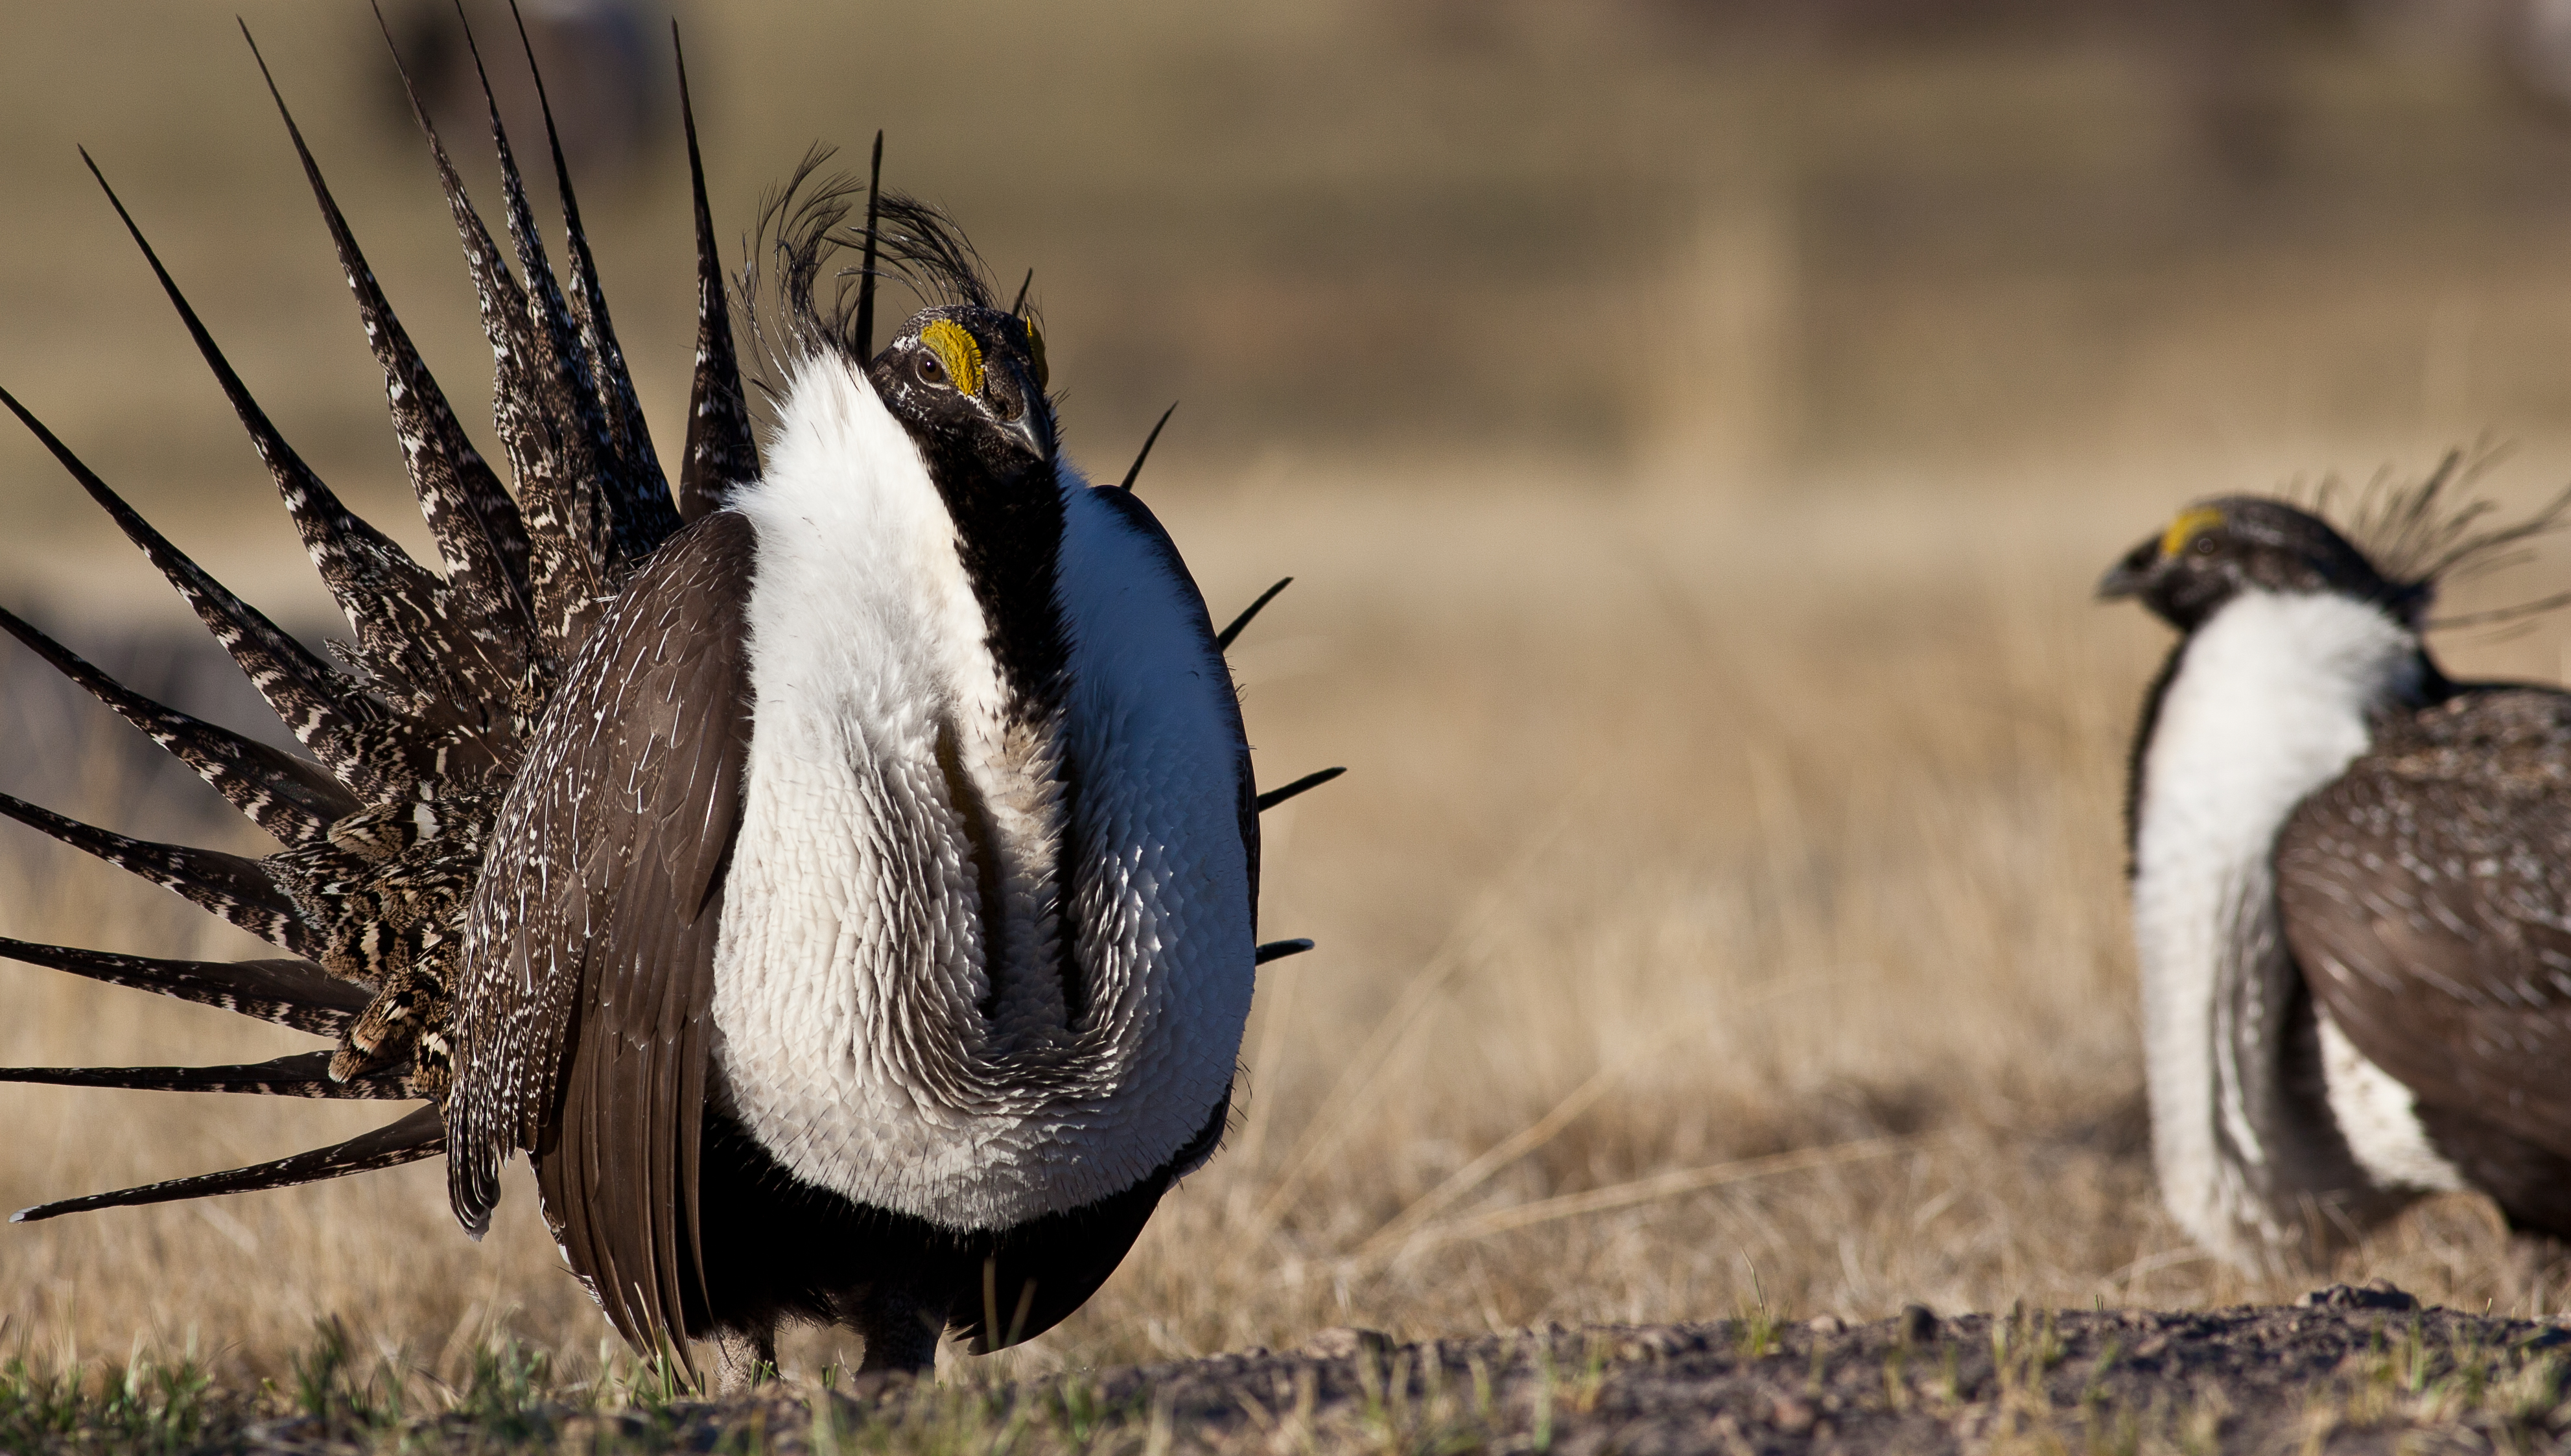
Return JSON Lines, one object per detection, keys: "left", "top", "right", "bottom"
{"left": 1770, "top": 1394, "right": 1816, "bottom": 1433}
{"left": 1806, "top": 1314, "right": 1846, "bottom": 1336}
{"left": 2299, "top": 1280, "right": 2419, "bottom": 1311}
{"left": 1899, "top": 1303, "right": 1940, "bottom": 1344}
{"left": 1303, "top": 1326, "right": 1392, "bottom": 1360}
{"left": 1617, "top": 1329, "right": 1686, "bottom": 1359}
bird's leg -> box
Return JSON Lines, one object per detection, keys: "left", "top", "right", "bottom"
{"left": 712, "top": 1321, "right": 778, "bottom": 1396}
{"left": 853, "top": 1286, "right": 944, "bottom": 1375}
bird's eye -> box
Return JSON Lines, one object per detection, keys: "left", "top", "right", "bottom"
{"left": 915, "top": 351, "right": 947, "bottom": 387}
{"left": 2194, "top": 535, "right": 2217, "bottom": 555}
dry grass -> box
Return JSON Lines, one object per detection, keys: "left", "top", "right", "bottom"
{"left": 7, "top": 464, "right": 2571, "bottom": 1400}
{"left": 11, "top": 0, "right": 2571, "bottom": 1409}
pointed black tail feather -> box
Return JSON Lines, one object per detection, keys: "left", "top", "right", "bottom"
{"left": 243, "top": 25, "right": 538, "bottom": 677}
{"left": 0, "top": 603, "right": 358, "bottom": 845}
{"left": 79, "top": 152, "right": 503, "bottom": 766}
{"left": 508, "top": 0, "right": 681, "bottom": 563}
{"left": 672, "top": 25, "right": 759, "bottom": 522}
{"left": 10, "top": 1103, "right": 444, "bottom": 1223}
{"left": 0, "top": 793, "right": 307, "bottom": 956}
{"left": 1256, "top": 766, "right": 1344, "bottom": 813}
{"left": 1118, "top": 403, "right": 1177, "bottom": 493}
{"left": 854, "top": 130, "right": 884, "bottom": 357}
{"left": 0, "top": 384, "right": 410, "bottom": 802}
{"left": 0, "top": 939, "right": 362, "bottom": 1037}
{"left": 1255, "top": 939, "right": 1315, "bottom": 965}
{"left": 0, "top": 1050, "right": 408, "bottom": 1099}
{"left": 1217, "top": 577, "right": 1292, "bottom": 651}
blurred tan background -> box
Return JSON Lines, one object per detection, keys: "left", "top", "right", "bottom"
{"left": 10, "top": 0, "right": 2571, "bottom": 1388}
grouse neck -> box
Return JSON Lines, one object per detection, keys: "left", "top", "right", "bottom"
{"left": 705, "top": 358, "right": 1252, "bottom": 1231}
{"left": 2126, "top": 588, "right": 2424, "bottom": 1262}
{"left": 908, "top": 425, "right": 1069, "bottom": 729}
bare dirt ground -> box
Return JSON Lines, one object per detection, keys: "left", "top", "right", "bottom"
{"left": 184, "top": 1288, "right": 2568, "bottom": 1453}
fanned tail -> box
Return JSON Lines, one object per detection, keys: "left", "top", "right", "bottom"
{"left": 0, "top": 8, "right": 732, "bottom": 1263}
{"left": 79, "top": 152, "right": 503, "bottom": 773}
{"left": 0, "top": 939, "right": 364, "bottom": 1037}
{"left": 9, "top": 1105, "right": 446, "bottom": 1224}
{"left": 246, "top": 26, "right": 535, "bottom": 685}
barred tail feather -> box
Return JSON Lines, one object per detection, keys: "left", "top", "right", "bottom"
{"left": 509, "top": 0, "right": 681, "bottom": 563}
{"left": 0, "top": 384, "right": 408, "bottom": 802}
{"left": 0, "top": 603, "right": 358, "bottom": 845}
{"left": 673, "top": 25, "right": 759, "bottom": 521}
{"left": 79, "top": 153, "right": 500, "bottom": 769}
{"left": 377, "top": 10, "right": 593, "bottom": 668}
{"left": 0, "top": 793, "right": 307, "bottom": 956}
{"left": 454, "top": 11, "right": 627, "bottom": 630}
{"left": 10, "top": 1105, "right": 445, "bottom": 1223}
{"left": 0, "top": 1050, "right": 408, "bottom": 1099}
{"left": 247, "top": 27, "right": 536, "bottom": 664}
{"left": 0, "top": 939, "right": 363, "bottom": 1037}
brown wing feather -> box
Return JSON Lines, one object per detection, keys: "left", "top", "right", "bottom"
{"left": 445, "top": 511, "right": 755, "bottom": 1369}
{"left": 2276, "top": 687, "right": 2571, "bottom": 1161}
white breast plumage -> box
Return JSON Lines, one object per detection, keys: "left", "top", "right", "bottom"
{"left": 2130, "top": 589, "right": 2420, "bottom": 1257}
{"left": 708, "top": 356, "right": 1252, "bottom": 1230}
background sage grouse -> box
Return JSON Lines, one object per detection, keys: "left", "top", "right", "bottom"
{"left": 2103, "top": 473, "right": 2571, "bottom": 1271}
{"left": 0, "top": 16, "right": 1335, "bottom": 1381}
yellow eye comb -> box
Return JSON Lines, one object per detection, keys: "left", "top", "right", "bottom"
{"left": 2161, "top": 506, "right": 2223, "bottom": 558}
{"left": 919, "top": 318, "right": 985, "bottom": 395}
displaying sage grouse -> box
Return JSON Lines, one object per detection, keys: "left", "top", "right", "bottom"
{"left": 0, "top": 19, "right": 1334, "bottom": 1381}
{"left": 2104, "top": 476, "right": 2571, "bottom": 1269}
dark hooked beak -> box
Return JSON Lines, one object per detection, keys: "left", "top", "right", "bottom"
{"left": 996, "top": 366, "right": 1055, "bottom": 464}
{"left": 1003, "top": 409, "right": 1053, "bottom": 464}
{"left": 2096, "top": 537, "right": 2161, "bottom": 600}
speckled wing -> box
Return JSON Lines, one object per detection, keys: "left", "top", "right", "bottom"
{"left": 444, "top": 511, "right": 757, "bottom": 1361}
{"left": 2275, "top": 688, "right": 2571, "bottom": 1161}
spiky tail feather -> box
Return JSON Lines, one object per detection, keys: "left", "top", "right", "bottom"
{"left": 0, "top": 1051, "right": 411, "bottom": 1099}
{"left": 0, "top": 12, "right": 751, "bottom": 1221}
{"left": 0, "top": 940, "right": 364, "bottom": 1037}
{"left": 9, "top": 1106, "right": 445, "bottom": 1224}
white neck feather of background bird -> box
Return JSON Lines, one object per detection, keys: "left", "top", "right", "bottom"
{"left": 2130, "top": 589, "right": 2426, "bottom": 1260}
{"left": 709, "top": 355, "right": 1253, "bottom": 1231}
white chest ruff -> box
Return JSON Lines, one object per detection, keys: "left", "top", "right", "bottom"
{"left": 705, "top": 362, "right": 1254, "bottom": 1231}
{"left": 2129, "top": 590, "right": 2420, "bottom": 1258}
